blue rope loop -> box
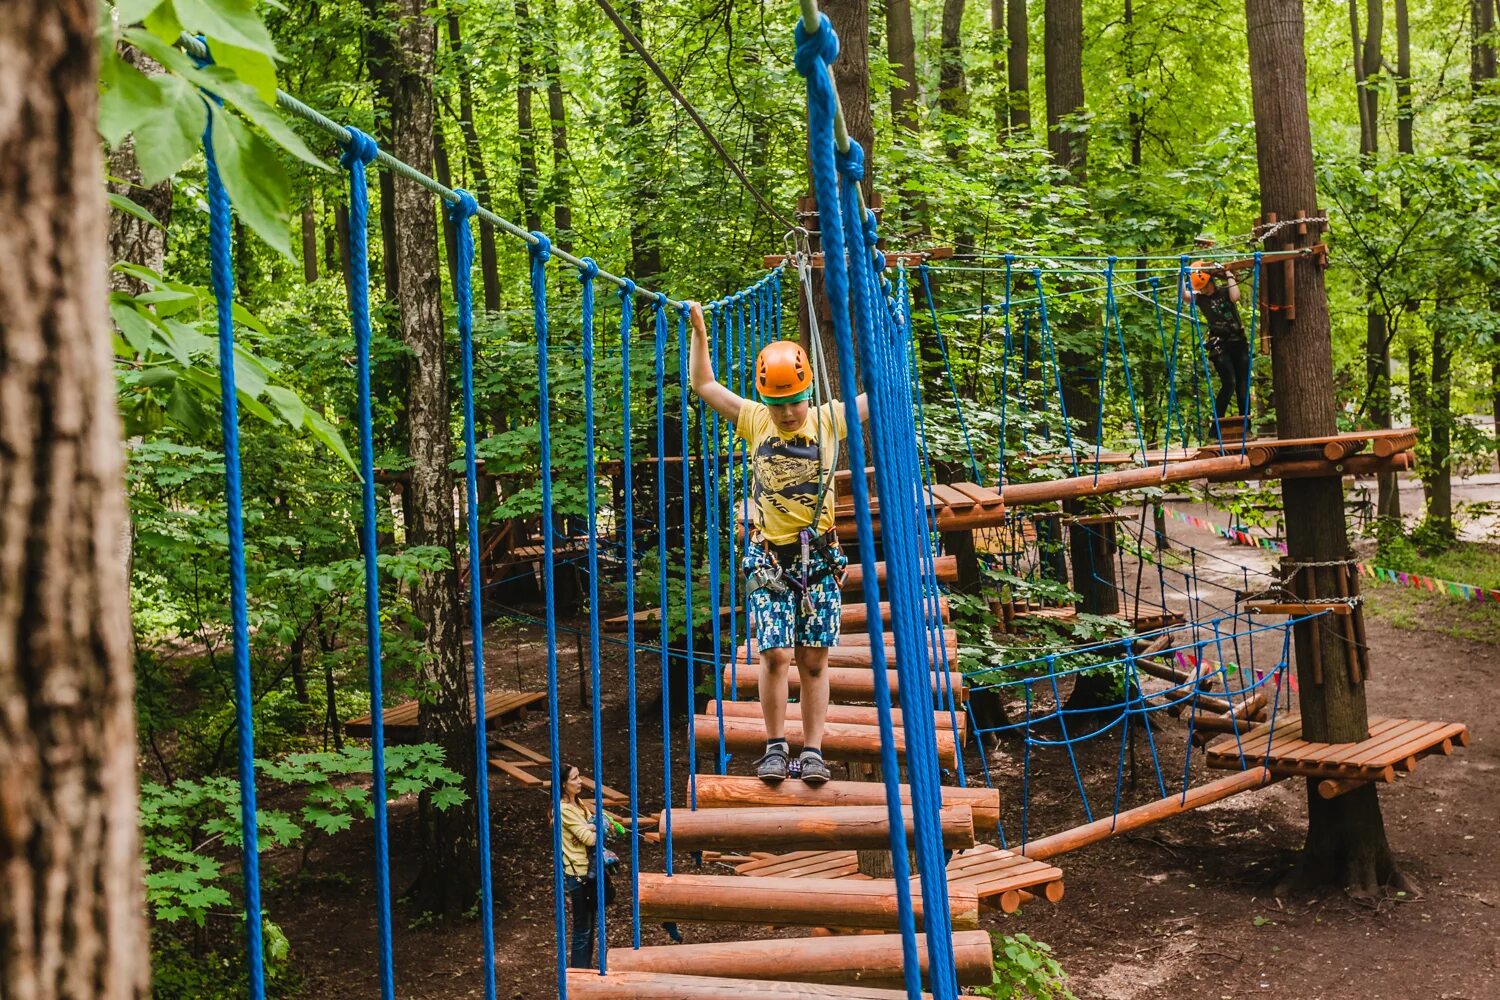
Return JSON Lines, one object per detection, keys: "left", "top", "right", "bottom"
{"left": 449, "top": 186, "right": 480, "bottom": 222}
{"left": 579, "top": 255, "right": 601, "bottom": 281}
{"left": 340, "top": 125, "right": 379, "bottom": 167}
{"left": 793, "top": 12, "right": 838, "bottom": 75}
{"left": 532, "top": 230, "right": 553, "bottom": 262}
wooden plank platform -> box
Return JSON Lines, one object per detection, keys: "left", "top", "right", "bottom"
{"left": 693, "top": 774, "right": 1001, "bottom": 831}
{"left": 486, "top": 739, "right": 629, "bottom": 808}
{"left": 565, "top": 969, "right": 929, "bottom": 998}
{"left": 344, "top": 690, "right": 545, "bottom": 742}
{"left": 1205, "top": 715, "right": 1469, "bottom": 782}
{"left": 728, "top": 843, "right": 1064, "bottom": 915}
{"left": 603, "top": 930, "right": 994, "bottom": 988}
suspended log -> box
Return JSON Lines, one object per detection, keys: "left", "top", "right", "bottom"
{"left": 828, "top": 628, "right": 960, "bottom": 651}
{"left": 999, "top": 456, "right": 1252, "bottom": 507}
{"left": 724, "top": 661, "right": 967, "bottom": 703}
{"left": 564, "top": 970, "right": 925, "bottom": 999}
{"left": 843, "top": 556, "right": 959, "bottom": 591}
{"left": 636, "top": 872, "right": 981, "bottom": 931}
{"left": 1316, "top": 777, "right": 1369, "bottom": 799}
{"left": 604, "top": 930, "right": 995, "bottom": 988}
{"left": 840, "top": 598, "right": 951, "bottom": 631}
{"left": 693, "top": 774, "right": 1001, "bottom": 831}
{"left": 660, "top": 804, "right": 975, "bottom": 851}
{"left": 735, "top": 636, "right": 958, "bottom": 667}
{"left": 1018, "top": 768, "right": 1275, "bottom": 860}
{"left": 706, "top": 699, "right": 967, "bottom": 742}
{"left": 693, "top": 715, "right": 959, "bottom": 767}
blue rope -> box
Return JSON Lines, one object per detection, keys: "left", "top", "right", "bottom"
{"left": 617, "top": 281, "right": 642, "bottom": 946}
{"left": 676, "top": 300, "right": 697, "bottom": 808}
{"left": 795, "top": 15, "right": 923, "bottom": 998}
{"left": 704, "top": 305, "right": 725, "bottom": 773}
{"left": 448, "top": 188, "right": 498, "bottom": 999}
{"left": 578, "top": 259, "right": 610, "bottom": 973}
{"left": 653, "top": 299, "right": 674, "bottom": 871}
{"left": 997, "top": 255, "right": 1015, "bottom": 488}
{"left": 1147, "top": 277, "right": 1185, "bottom": 462}
{"left": 1034, "top": 269, "right": 1080, "bottom": 476}
{"left": 530, "top": 232, "right": 568, "bottom": 1000}
{"left": 1105, "top": 258, "right": 1149, "bottom": 461}
{"left": 205, "top": 104, "right": 266, "bottom": 1000}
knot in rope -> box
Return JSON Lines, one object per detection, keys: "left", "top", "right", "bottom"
{"left": 793, "top": 13, "right": 838, "bottom": 76}
{"left": 618, "top": 277, "right": 637, "bottom": 300}
{"left": 189, "top": 34, "right": 213, "bottom": 69}
{"left": 873, "top": 251, "right": 887, "bottom": 272}
{"left": 1149, "top": 275, "right": 1161, "bottom": 287}
{"left": 836, "top": 140, "right": 866, "bottom": 182}
{"left": 530, "top": 231, "right": 552, "bottom": 262}
{"left": 861, "top": 206, "right": 879, "bottom": 246}
{"left": 448, "top": 187, "right": 479, "bottom": 221}
{"left": 578, "top": 256, "right": 600, "bottom": 281}
{"left": 340, "top": 127, "right": 379, "bottom": 168}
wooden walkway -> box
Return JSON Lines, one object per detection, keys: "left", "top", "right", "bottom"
{"left": 1206, "top": 715, "right": 1469, "bottom": 784}
{"left": 343, "top": 690, "right": 544, "bottom": 742}
{"left": 486, "top": 738, "right": 629, "bottom": 808}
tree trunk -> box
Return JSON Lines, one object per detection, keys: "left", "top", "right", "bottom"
{"left": 621, "top": 0, "right": 661, "bottom": 284}
{"left": 301, "top": 198, "right": 319, "bottom": 283}
{"left": 1007, "top": 0, "right": 1031, "bottom": 132}
{"left": 105, "top": 48, "right": 172, "bottom": 296}
{"left": 445, "top": 11, "right": 502, "bottom": 311}
{"left": 388, "top": 0, "right": 481, "bottom": 915}
{"left": 541, "top": 0, "right": 573, "bottom": 252}
{"left": 1125, "top": 0, "right": 1143, "bottom": 168}
{"left": 1427, "top": 314, "right": 1454, "bottom": 539}
{"left": 888, "top": 0, "right": 919, "bottom": 133}
{"left": 1043, "top": 0, "right": 1085, "bottom": 181}
{"left": 0, "top": 5, "right": 149, "bottom": 995}
{"left": 362, "top": 0, "right": 402, "bottom": 306}
{"left": 1245, "top": 0, "right": 1404, "bottom": 896}
{"left": 825, "top": 0, "right": 875, "bottom": 169}
{"left": 1395, "top": 0, "right": 1413, "bottom": 156}
{"left": 939, "top": 0, "right": 970, "bottom": 157}
{"left": 991, "top": 0, "right": 1007, "bottom": 135}
{"left": 515, "top": 0, "right": 542, "bottom": 233}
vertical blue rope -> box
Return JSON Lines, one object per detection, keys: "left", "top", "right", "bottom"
{"left": 676, "top": 300, "right": 697, "bottom": 808}
{"left": 578, "top": 259, "right": 609, "bottom": 973}
{"left": 529, "top": 231, "right": 568, "bottom": 1000}
{"left": 704, "top": 304, "right": 726, "bottom": 773}
{"left": 449, "top": 188, "right": 498, "bottom": 999}
{"left": 1147, "top": 276, "right": 1184, "bottom": 464}
{"left": 206, "top": 108, "right": 266, "bottom": 1000}
{"left": 1034, "top": 269, "right": 1080, "bottom": 477}
{"left": 654, "top": 300, "right": 674, "bottom": 871}
{"left": 617, "top": 280, "right": 642, "bottom": 945}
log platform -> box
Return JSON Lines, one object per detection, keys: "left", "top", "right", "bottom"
{"left": 1205, "top": 715, "right": 1469, "bottom": 782}
{"left": 344, "top": 690, "right": 544, "bottom": 742}
{"left": 660, "top": 804, "right": 975, "bottom": 852}
{"left": 725, "top": 843, "right": 1064, "bottom": 916}
{"left": 735, "top": 634, "right": 958, "bottom": 667}
{"left": 724, "top": 661, "right": 968, "bottom": 704}
{"left": 693, "top": 715, "right": 959, "bottom": 767}
{"left": 704, "top": 700, "right": 967, "bottom": 744}
{"left": 692, "top": 774, "right": 1001, "bottom": 831}
{"left": 602, "top": 596, "right": 951, "bottom": 634}
{"left": 603, "top": 930, "right": 995, "bottom": 988}
{"left": 636, "top": 872, "right": 981, "bottom": 931}
{"left": 564, "top": 969, "right": 929, "bottom": 998}
{"left": 486, "top": 739, "right": 629, "bottom": 807}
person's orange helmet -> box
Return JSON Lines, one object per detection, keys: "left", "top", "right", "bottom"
{"left": 1188, "top": 260, "right": 1213, "bottom": 293}
{"left": 755, "top": 340, "right": 813, "bottom": 402}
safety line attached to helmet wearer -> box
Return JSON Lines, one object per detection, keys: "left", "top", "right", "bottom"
{"left": 792, "top": 229, "right": 840, "bottom": 539}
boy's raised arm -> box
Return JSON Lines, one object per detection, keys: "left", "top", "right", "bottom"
{"left": 687, "top": 302, "right": 747, "bottom": 422}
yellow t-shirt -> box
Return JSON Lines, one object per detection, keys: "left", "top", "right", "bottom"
{"left": 559, "top": 800, "right": 597, "bottom": 877}
{"left": 735, "top": 399, "right": 849, "bottom": 546}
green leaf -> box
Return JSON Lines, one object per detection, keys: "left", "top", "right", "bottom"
{"left": 107, "top": 191, "right": 164, "bottom": 229}
{"left": 166, "top": 382, "right": 210, "bottom": 434}
{"left": 141, "top": 2, "right": 184, "bottom": 43}
{"left": 208, "top": 38, "right": 278, "bottom": 104}
{"left": 208, "top": 107, "right": 292, "bottom": 257}
{"left": 114, "top": 0, "right": 169, "bottom": 25}
{"left": 98, "top": 54, "right": 163, "bottom": 147}
{"left": 138, "top": 367, "right": 178, "bottom": 389}
{"left": 305, "top": 409, "right": 356, "bottom": 472}
{"left": 136, "top": 75, "right": 209, "bottom": 187}
{"left": 110, "top": 301, "right": 158, "bottom": 355}
{"left": 174, "top": 0, "right": 280, "bottom": 59}
{"left": 263, "top": 385, "right": 305, "bottom": 427}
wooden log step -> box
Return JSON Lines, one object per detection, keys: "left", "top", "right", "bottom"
{"left": 705, "top": 700, "right": 967, "bottom": 743}
{"left": 843, "top": 556, "right": 959, "bottom": 591}
{"left": 1244, "top": 600, "right": 1352, "bottom": 616}
{"left": 693, "top": 715, "right": 959, "bottom": 768}
{"left": 724, "top": 662, "right": 968, "bottom": 704}
{"left": 604, "top": 930, "right": 995, "bottom": 988}
{"left": 637, "top": 873, "right": 981, "bottom": 931}
{"left": 842, "top": 598, "right": 951, "bottom": 631}
{"left": 693, "top": 774, "right": 1001, "bottom": 831}
{"left": 345, "top": 690, "right": 544, "bottom": 742}
{"left": 661, "top": 804, "right": 975, "bottom": 852}
{"left": 564, "top": 969, "right": 927, "bottom": 999}
{"left": 735, "top": 636, "right": 958, "bottom": 668}
{"left": 827, "top": 628, "right": 959, "bottom": 650}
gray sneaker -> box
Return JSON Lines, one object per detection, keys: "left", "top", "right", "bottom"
{"left": 755, "top": 745, "right": 789, "bottom": 783}
{"left": 798, "top": 751, "right": 830, "bottom": 786}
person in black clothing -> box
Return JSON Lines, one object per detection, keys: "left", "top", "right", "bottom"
{"left": 1182, "top": 260, "right": 1251, "bottom": 420}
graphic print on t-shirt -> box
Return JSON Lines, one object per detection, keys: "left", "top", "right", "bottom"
{"left": 752, "top": 432, "right": 822, "bottom": 525}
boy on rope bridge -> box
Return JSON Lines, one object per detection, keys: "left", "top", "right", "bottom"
{"left": 688, "top": 303, "right": 868, "bottom": 786}
{"left": 1183, "top": 258, "right": 1251, "bottom": 422}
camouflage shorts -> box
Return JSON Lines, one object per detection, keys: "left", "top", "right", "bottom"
{"left": 744, "top": 538, "right": 846, "bottom": 649}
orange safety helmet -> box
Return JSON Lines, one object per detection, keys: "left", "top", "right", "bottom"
{"left": 755, "top": 340, "right": 813, "bottom": 402}
{"left": 1188, "top": 260, "right": 1214, "bottom": 293}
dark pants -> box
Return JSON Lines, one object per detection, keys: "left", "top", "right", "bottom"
{"left": 564, "top": 875, "right": 595, "bottom": 968}
{"left": 1211, "top": 338, "right": 1252, "bottom": 419}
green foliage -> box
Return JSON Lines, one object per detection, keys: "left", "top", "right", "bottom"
{"left": 979, "top": 932, "right": 1076, "bottom": 1000}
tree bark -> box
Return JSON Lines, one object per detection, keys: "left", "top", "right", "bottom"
{"left": 105, "top": 46, "right": 171, "bottom": 296}
{"left": 1043, "top": 0, "right": 1085, "bottom": 181}
{"left": 1007, "top": 0, "right": 1031, "bottom": 132}
{"left": 888, "top": 0, "right": 919, "bottom": 134}
{"left": 0, "top": 5, "right": 149, "bottom": 995}
{"left": 825, "top": 0, "right": 875, "bottom": 169}
{"left": 939, "top": 0, "right": 970, "bottom": 156}
{"left": 362, "top": 0, "right": 402, "bottom": 306}
{"left": 620, "top": 0, "right": 661, "bottom": 284}
{"left": 388, "top": 0, "right": 481, "bottom": 914}
{"left": 515, "top": 0, "right": 542, "bottom": 234}
{"left": 1246, "top": 0, "right": 1403, "bottom": 895}
{"left": 301, "top": 198, "right": 319, "bottom": 283}
{"left": 445, "top": 11, "right": 502, "bottom": 311}
{"left": 1426, "top": 313, "right": 1454, "bottom": 538}
{"left": 1395, "top": 0, "right": 1413, "bottom": 156}
{"left": 541, "top": 0, "right": 573, "bottom": 252}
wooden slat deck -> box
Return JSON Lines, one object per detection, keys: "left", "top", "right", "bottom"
{"left": 726, "top": 843, "right": 1063, "bottom": 915}
{"left": 1205, "top": 715, "right": 1469, "bottom": 782}
{"left": 487, "top": 738, "right": 630, "bottom": 808}
{"left": 344, "top": 690, "right": 545, "bottom": 742}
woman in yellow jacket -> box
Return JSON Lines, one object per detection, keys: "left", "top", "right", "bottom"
{"left": 557, "top": 762, "right": 623, "bottom": 968}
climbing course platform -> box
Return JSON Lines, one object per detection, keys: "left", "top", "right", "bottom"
{"left": 723, "top": 661, "right": 968, "bottom": 703}
{"left": 705, "top": 700, "right": 968, "bottom": 743}
{"left": 660, "top": 804, "right": 975, "bottom": 851}
{"left": 343, "top": 689, "right": 544, "bottom": 742}
{"left": 720, "top": 844, "right": 1064, "bottom": 916}
{"left": 604, "top": 930, "right": 995, "bottom": 988}
{"left": 694, "top": 714, "right": 960, "bottom": 767}
{"left": 564, "top": 969, "right": 932, "bottom": 999}
{"left": 1206, "top": 715, "right": 1469, "bottom": 787}
{"left": 637, "top": 872, "right": 982, "bottom": 931}
{"left": 602, "top": 595, "right": 950, "bottom": 633}
{"left": 692, "top": 774, "right": 1000, "bottom": 831}
{"left": 485, "top": 739, "right": 629, "bottom": 808}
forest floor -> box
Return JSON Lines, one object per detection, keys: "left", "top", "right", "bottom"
{"left": 267, "top": 493, "right": 1499, "bottom": 1000}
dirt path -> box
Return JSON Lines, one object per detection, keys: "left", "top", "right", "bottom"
{"left": 273, "top": 502, "right": 1497, "bottom": 999}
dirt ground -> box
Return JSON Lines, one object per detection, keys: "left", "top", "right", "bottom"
{"left": 272, "top": 497, "right": 1499, "bottom": 1000}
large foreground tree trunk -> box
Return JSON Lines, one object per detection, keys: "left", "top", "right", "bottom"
{"left": 0, "top": 5, "right": 150, "bottom": 996}
{"left": 1246, "top": 0, "right": 1404, "bottom": 895}
{"left": 388, "top": 0, "right": 482, "bottom": 915}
